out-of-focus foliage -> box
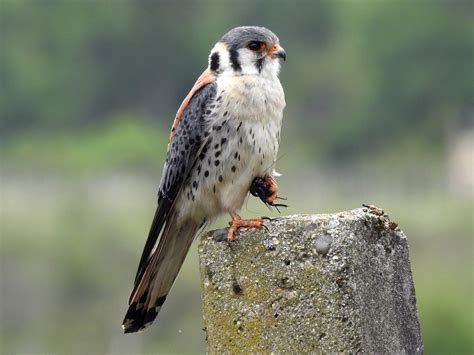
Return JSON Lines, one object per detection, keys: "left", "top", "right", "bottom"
{"left": 1, "top": 0, "right": 473, "bottom": 354}
{"left": 4, "top": 113, "right": 167, "bottom": 173}
{"left": 2, "top": 0, "right": 472, "bottom": 163}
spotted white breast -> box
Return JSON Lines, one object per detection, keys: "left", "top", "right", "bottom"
{"left": 175, "top": 72, "right": 285, "bottom": 224}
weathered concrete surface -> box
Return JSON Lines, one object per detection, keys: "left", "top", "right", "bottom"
{"left": 198, "top": 208, "right": 423, "bottom": 353}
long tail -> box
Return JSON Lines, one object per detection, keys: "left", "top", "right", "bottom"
{"left": 122, "top": 213, "right": 199, "bottom": 333}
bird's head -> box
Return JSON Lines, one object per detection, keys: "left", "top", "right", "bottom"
{"left": 208, "top": 26, "right": 286, "bottom": 77}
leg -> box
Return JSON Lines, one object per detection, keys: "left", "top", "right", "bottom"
{"left": 227, "top": 212, "right": 264, "bottom": 241}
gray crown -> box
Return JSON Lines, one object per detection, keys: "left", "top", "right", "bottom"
{"left": 220, "top": 26, "right": 279, "bottom": 49}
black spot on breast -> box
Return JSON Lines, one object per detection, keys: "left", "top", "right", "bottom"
{"left": 219, "top": 175, "right": 223, "bottom": 182}
{"left": 231, "top": 166, "right": 236, "bottom": 172}
{"left": 214, "top": 143, "right": 219, "bottom": 149}
{"left": 204, "top": 170, "right": 209, "bottom": 177}
{"left": 237, "top": 122, "right": 242, "bottom": 131}
{"left": 229, "top": 49, "right": 242, "bottom": 72}
{"left": 221, "top": 138, "right": 227, "bottom": 144}
{"left": 214, "top": 160, "right": 220, "bottom": 166}
{"left": 210, "top": 52, "right": 220, "bottom": 72}
{"left": 214, "top": 151, "right": 221, "bottom": 158}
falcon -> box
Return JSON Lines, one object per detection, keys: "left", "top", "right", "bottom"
{"left": 123, "top": 26, "right": 287, "bottom": 333}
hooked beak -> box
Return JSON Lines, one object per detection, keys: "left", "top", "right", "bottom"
{"left": 268, "top": 44, "right": 286, "bottom": 61}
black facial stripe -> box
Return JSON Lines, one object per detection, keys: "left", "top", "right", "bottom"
{"left": 210, "top": 52, "right": 220, "bottom": 72}
{"left": 229, "top": 48, "right": 242, "bottom": 72}
{"left": 256, "top": 57, "right": 264, "bottom": 73}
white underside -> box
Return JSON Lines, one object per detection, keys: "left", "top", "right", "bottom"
{"left": 176, "top": 69, "right": 285, "bottom": 225}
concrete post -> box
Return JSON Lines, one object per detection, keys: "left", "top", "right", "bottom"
{"left": 198, "top": 208, "right": 423, "bottom": 353}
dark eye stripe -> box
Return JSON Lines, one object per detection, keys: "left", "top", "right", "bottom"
{"left": 229, "top": 48, "right": 241, "bottom": 72}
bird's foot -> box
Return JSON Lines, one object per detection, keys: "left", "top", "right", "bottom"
{"left": 227, "top": 212, "right": 265, "bottom": 241}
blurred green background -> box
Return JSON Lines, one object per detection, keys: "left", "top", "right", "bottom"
{"left": 1, "top": 0, "right": 472, "bottom": 353}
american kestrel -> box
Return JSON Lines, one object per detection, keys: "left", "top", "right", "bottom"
{"left": 123, "top": 26, "right": 286, "bottom": 333}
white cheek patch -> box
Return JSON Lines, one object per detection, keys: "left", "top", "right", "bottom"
{"left": 236, "top": 48, "right": 260, "bottom": 75}
{"left": 209, "top": 42, "right": 231, "bottom": 73}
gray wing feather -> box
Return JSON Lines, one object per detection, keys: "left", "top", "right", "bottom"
{"left": 129, "top": 81, "right": 217, "bottom": 302}
{"left": 159, "top": 82, "right": 217, "bottom": 201}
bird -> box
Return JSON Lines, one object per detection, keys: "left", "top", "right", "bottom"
{"left": 122, "top": 26, "right": 286, "bottom": 333}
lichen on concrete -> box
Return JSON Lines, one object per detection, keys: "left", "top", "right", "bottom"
{"left": 198, "top": 208, "right": 423, "bottom": 353}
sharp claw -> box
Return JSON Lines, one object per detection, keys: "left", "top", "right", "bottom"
{"left": 226, "top": 230, "right": 236, "bottom": 242}
{"left": 261, "top": 224, "right": 270, "bottom": 233}
{"left": 276, "top": 196, "right": 287, "bottom": 200}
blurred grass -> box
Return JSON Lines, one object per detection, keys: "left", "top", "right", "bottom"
{"left": 414, "top": 264, "right": 473, "bottom": 354}
{"left": 2, "top": 114, "right": 167, "bottom": 174}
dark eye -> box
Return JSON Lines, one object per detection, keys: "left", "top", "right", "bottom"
{"left": 248, "top": 41, "right": 264, "bottom": 51}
